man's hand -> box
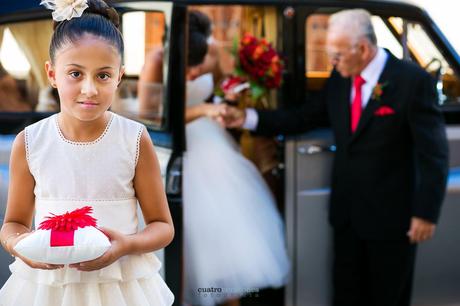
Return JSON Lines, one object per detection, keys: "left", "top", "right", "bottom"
{"left": 223, "top": 106, "right": 246, "bottom": 128}
{"left": 407, "top": 217, "right": 436, "bottom": 244}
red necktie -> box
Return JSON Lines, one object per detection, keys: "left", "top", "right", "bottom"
{"left": 351, "top": 75, "right": 366, "bottom": 133}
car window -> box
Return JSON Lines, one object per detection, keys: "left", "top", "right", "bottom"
{"left": 116, "top": 10, "right": 168, "bottom": 128}
{"left": 0, "top": 28, "right": 31, "bottom": 79}
{"left": 389, "top": 18, "right": 460, "bottom": 106}
{"left": 0, "top": 20, "right": 53, "bottom": 113}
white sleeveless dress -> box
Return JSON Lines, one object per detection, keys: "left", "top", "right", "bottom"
{"left": 0, "top": 112, "right": 174, "bottom": 306}
{"left": 183, "top": 74, "right": 290, "bottom": 306}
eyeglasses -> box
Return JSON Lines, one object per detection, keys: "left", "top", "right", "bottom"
{"left": 326, "top": 44, "right": 358, "bottom": 61}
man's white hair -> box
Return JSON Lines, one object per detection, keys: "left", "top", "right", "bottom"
{"left": 328, "top": 9, "right": 377, "bottom": 45}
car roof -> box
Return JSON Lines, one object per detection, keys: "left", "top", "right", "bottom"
{"left": 0, "top": 0, "right": 421, "bottom": 18}
{"left": 0, "top": 1, "right": 41, "bottom": 15}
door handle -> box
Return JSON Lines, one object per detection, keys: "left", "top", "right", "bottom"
{"left": 166, "top": 156, "right": 182, "bottom": 196}
{"left": 297, "top": 144, "right": 336, "bottom": 155}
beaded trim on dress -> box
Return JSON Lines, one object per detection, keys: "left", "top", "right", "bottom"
{"left": 54, "top": 112, "right": 114, "bottom": 145}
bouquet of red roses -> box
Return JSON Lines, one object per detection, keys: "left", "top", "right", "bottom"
{"left": 220, "top": 33, "right": 283, "bottom": 102}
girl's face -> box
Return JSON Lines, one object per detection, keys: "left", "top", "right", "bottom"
{"left": 45, "top": 34, "right": 124, "bottom": 122}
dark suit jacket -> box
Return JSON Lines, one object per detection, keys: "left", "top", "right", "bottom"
{"left": 256, "top": 52, "right": 449, "bottom": 239}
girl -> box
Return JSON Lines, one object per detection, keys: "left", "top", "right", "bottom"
{"left": 0, "top": 0, "right": 174, "bottom": 305}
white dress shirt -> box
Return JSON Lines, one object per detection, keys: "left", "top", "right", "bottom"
{"left": 243, "top": 48, "right": 388, "bottom": 131}
{"left": 352, "top": 47, "right": 388, "bottom": 108}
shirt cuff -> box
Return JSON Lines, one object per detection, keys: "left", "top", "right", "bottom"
{"left": 243, "top": 108, "right": 259, "bottom": 131}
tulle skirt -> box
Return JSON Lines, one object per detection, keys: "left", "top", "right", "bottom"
{"left": 0, "top": 253, "right": 174, "bottom": 306}
{"left": 183, "top": 118, "right": 290, "bottom": 306}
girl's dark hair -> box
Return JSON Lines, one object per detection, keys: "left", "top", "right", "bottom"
{"left": 187, "top": 10, "right": 211, "bottom": 67}
{"left": 49, "top": 0, "right": 123, "bottom": 62}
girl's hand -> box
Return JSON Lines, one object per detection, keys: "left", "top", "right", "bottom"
{"left": 69, "top": 227, "right": 130, "bottom": 272}
{"left": 9, "top": 233, "right": 64, "bottom": 270}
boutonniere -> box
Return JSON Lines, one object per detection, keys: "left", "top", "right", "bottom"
{"left": 371, "top": 81, "right": 389, "bottom": 101}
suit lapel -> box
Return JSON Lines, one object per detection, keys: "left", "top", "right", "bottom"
{"left": 350, "top": 52, "right": 398, "bottom": 142}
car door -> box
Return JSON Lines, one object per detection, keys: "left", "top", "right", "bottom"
{"left": 0, "top": 1, "right": 186, "bottom": 297}
{"left": 285, "top": 2, "right": 460, "bottom": 306}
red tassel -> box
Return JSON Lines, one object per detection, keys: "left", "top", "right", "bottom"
{"left": 38, "top": 206, "right": 97, "bottom": 232}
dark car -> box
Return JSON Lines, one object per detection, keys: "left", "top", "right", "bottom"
{"left": 0, "top": 1, "right": 459, "bottom": 305}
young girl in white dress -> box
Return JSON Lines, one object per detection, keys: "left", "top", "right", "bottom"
{"left": 0, "top": 1, "right": 174, "bottom": 305}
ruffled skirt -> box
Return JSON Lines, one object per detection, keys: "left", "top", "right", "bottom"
{"left": 0, "top": 253, "right": 174, "bottom": 306}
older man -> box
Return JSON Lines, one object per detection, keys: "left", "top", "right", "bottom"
{"left": 225, "top": 9, "right": 448, "bottom": 306}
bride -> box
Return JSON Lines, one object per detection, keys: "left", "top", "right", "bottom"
{"left": 139, "top": 10, "right": 290, "bottom": 306}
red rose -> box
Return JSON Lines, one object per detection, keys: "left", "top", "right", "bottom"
{"left": 225, "top": 33, "right": 284, "bottom": 101}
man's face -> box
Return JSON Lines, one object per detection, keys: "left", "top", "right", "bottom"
{"left": 326, "top": 31, "right": 365, "bottom": 78}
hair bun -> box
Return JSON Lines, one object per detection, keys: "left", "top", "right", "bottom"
{"left": 86, "top": 0, "right": 120, "bottom": 28}
{"left": 48, "top": 0, "right": 124, "bottom": 62}
{"left": 105, "top": 7, "right": 120, "bottom": 28}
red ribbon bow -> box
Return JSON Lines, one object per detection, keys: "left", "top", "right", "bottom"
{"left": 38, "top": 206, "right": 97, "bottom": 247}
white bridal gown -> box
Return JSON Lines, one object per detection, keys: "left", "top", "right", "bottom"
{"left": 183, "top": 73, "right": 290, "bottom": 306}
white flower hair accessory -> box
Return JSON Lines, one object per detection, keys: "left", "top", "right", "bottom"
{"left": 40, "top": 0, "right": 89, "bottom": 22}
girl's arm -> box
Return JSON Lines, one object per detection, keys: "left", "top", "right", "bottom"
{"left": 0, "top": 131, "right": 63, "bottom": 269}
{"left": 72, "top": 128, "right": 174, "bottom": 271}
{"left": 128, "top": 128, "right": 175, "bottom": 252}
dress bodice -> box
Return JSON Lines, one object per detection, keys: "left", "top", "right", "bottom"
{"left": 24, "top": 112, "right": 145, "bottom": 234}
